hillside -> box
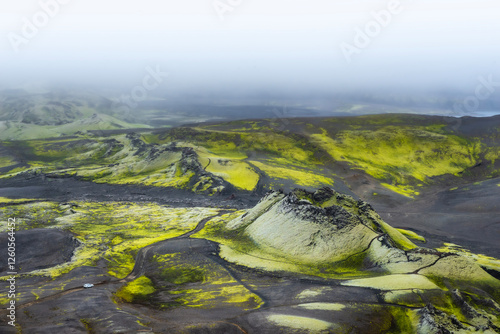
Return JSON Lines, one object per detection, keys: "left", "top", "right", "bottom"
{"left": 0, "top": 188, "right": 499, "bottom": 333}
{"left": 0, "top": 113, "right": 499, "bottom": 333}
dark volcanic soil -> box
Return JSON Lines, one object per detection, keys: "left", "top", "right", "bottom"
{"left": 0, "top": 229, "right": 78, "bottom": 275}
{"left": 0, "top": 174, "right": 259, "bottom": 209}
{"left": 371, "top": 177, "right": 500, "bottom": 258}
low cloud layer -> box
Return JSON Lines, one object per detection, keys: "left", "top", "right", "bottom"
{"left": 1, "top": 0, "right": 499, "bottom": 105}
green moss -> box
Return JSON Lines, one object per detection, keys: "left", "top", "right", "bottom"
{"left": 0, "top": 201, "right": 220, "bottom": 279}
{"left": 197, "top": 148, "right": 259, "bottom": 191}
{"left": 384, "top": 307, "right": 418, "bottom": 334}
{"left": 396, "top": 228, "right": 426, "bottom": 243}
{"left": 310, "top": 126, "right": 481, "bottom": 194}
{"left": 381, "top": 183, "right": 419, "bottom": 198}
{"left": 80, "top": 319, "right": 94, "bottom": 333}
{"left": 296, "top": 302, "right": 346, "bottom": 311}
{"left": 160, "top": 267, "right": 205, "bottom": 285}
{"left": 194, "top": 211, "right": 378, "bottom": 280}
{"left": 115, "top": 276, "right": 156, "bottom": 303}
{"left": 170, "top": 284, "right": 263, "bottom": 309}
{"left": 374, "top": 220, "right": 418, "bottom": 251}
{"left": 0, "top": 197, "right": 37, "bottom": 204}
{"left": 153, "top": 250, "right": 263, "bottom": 310}
{"left": 250, "top": 160, "right": 333, "bottom": 188}
{"left": 343, "top": 274, "right": 440, "bottom": 290}
{"left": 266, "top": 314, "right": 337, "bottom": 332}
{"left": 436, "top": 243, "right": 500, "bottom": 272}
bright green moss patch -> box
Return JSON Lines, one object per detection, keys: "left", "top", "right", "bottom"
{"left": 115, "top": 276, "right": 156, "bottom": 303}
{"left": 0, "top": 156, "right": 16, "bottom": 168}
{"left": 266, "top": 314, "right": 337, "bottom": 332}
{"left": 436, "top": 243, "right": 500, "bottom": 272}
{"left": 383, "top": 290, "right": 426, "bottom": 308}
{"left": 342, "top": 274, "right": 440, "bottom": 290}
{"left": 310, "top": 127, "right": 481, "bottom": 192}
{"left": 385, "top": 307, "right": 418, "bottom": 334}
{"left": 153, "top": 250, "right": 263, "bottom": 310}
{"left": 374, "top": 220, "right": 417, "bottom": 251}
{"left": 0, "top": 197, "right": 37, "bottom": 204}
{"left": 170, "top": 284, "right": 262, "bottom": 310}
{"left": 160, "top": 267, "right": 205, "bottom": 285}
{"left": 396, "top": 229, "right": 426, "bottom": 243}
{"left": 381, "top": 183, "right": 419, "bottom": 198}
{"left": 250, "top": 160, "right": 333, "bottom": 188}
{"left": 297, "top": 302, "right": 346, "bottom": 311}
{"left": 197, "top": 149, "right": 259, "bottom": 191}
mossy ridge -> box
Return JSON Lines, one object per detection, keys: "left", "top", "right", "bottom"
{"left": 194, "top": 199, "right": 383, "bottom": 279}
{"left": 0, "top": 111, "right": 150, "bottom": 141}
{"left": 196, "top": 147, "right": 259, "bottom": 191}
{"left": 115, "top": 276, "right": 156, "bottom": 303}
{"left": 395, "top": 228, "right": 426, "bottom": 243}
{"left": 436, "top": 243, "right": 500, "bottom": 272}
{"left": 0, "top": 134, "right": 227, "bottom": 194}
{"left": 196, "top": 187, "right": 500, "bottom": 330}
{"left": 250, "top": 160, "right": 334, "bottom": 188}
{"left": 309, "top": 125, "right": 482, "bottom": 196}
{"left": 166, "top": 126, "right": 320, "bottom": 167}
{"left": 1, "top": 114, "right": 499, "bottom": 195}
{"left": 195, "top": 188, "right": 421, "bottom": 279}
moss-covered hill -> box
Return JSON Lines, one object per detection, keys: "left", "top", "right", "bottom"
{"left": 0, "top": 114, "right": 499, "bottom": 200}
{"left": 195, "top": 187, "right": 500, "bottom": 333}
{"left": 0, "top": 90, "right": 150, "bottom": 140}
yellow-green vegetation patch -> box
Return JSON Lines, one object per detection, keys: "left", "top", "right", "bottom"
{"left": 0, "top": 201, "right": 220, "bottom": 279}
{"left": 296, "top": 287, "right": 334, "bottom": 300}
{"left": 297, "top": 302, "right": 346, "bottom": 311}
{"left": 342, "top": 274, "right": 440, "bottom": 290}
{"left": 250, "top": 160, "right": 333, "bottom": 188}
{"left": 396, "top": 229, "right": 426, "bottom": 243}
{"left": 115, "top": 276, "right": 156, "bottom": 303}
{"left": 170, "top": 284, "right": 262, "bottom": 310}
{"left": 436, "top": 243, "right": 500, "bottom": 272}
{"left": 0, "top": 201, "right": 65, "bottom": 233}
{"left": 0, "top": 156, "right": 16, "bottom": 168}
{"left": 266, "top": 314, "right": 337, "bottom": 332}
{"left": 485, "top": 147, "right": 500, "bottom": 165}
{"left": 375, "top": 220, "right": 417, "bottom": 251}
{"left": 381, "top": 183, "right": 419, "bottom": 198}
{"left": 187, "top": 125, "right": 320, "bottom": 166}
{"left": 197, "top": 149, "right": 259, "bottom": 191}
{"left": 310, "top": 127, "right": 481, "bottom": 192}
{"left": 154, "top": 251, "right": 263, "bottom": 310}
{"left": 74, "top": 136, "right": 195, "bottom": 189}
{"left": 0, "top": 197, "right": 37, "bottom": 204}
{"left": 383, "top": 290, "right": 426, "bottom": 308}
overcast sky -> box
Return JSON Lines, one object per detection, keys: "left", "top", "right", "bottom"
{"left": 0, "top": 0, "right": 499, "bottom": 97}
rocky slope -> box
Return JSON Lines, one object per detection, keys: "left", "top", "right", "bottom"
{"left": 207, "top": 188, "right": 500, "bottom": 333}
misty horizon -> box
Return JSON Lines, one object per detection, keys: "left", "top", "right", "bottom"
{"left": 0, "top": 0, "right": 499, "bottom": 115}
